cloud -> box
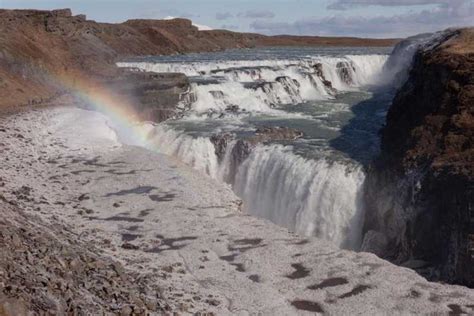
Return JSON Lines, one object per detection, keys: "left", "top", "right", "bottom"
{"left": 220, "top": 24, "right": 239, "bottom": 30}
{"left": 238, "top": 10, "right": 275, "bottom": 19}
{"left": 250, "top": 2, "right": 474, "bottom": 38}
{"left": 327, "top": 0, "right": 469, "bottom": 10}
{"left": 161, "top": 8, "right": 199, "bottom": 19}
{"left": 216, "top": 12, "right": 233, "bottom": 20}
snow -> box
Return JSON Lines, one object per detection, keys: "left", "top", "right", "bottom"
{"left": 1, "top": 106, "right": 474, "bottom": 314}
{"left": 48, "top": 107, "right": 120, "bottom": 151}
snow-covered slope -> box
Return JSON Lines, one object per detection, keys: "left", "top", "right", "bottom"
{"left": 1, "top": 106, "right": 473, "bottom": 314}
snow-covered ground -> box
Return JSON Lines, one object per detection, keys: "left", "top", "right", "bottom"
{"left": 1, "top": 106, "right": 474, "bottom": 315}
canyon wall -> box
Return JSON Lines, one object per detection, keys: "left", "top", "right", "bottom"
{"left": 363, "top": 28, "right": 474, "bottom": 286}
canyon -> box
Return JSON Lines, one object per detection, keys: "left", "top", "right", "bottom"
{"left": 0, "top": 7, "right": 473, "bottom": 315}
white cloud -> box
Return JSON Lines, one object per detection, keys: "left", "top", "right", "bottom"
{"left": 238, "top": 10, "right": 275, "bottom": 19}
{"left": 251, "top": 3, "right": 473, "bottom": 38}
{"left": 220, "top": 24, "right": 239, "bottom": 30}
{"left": 327, "top": 0, "right": 469, "bottom": 10}
{"left": 216, "top": 12, "right": 233, "bottom": 20}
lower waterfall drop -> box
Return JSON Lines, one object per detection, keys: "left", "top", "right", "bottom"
{"left": 233, "top": 145, "right": 366, "bottom": 249}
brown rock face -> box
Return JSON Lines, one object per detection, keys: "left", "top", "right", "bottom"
{"left": 381, "top": 29, "right": 474, "bottom": 176}
{"left": 363, "top": 28, "right": 474, "bottom": 287}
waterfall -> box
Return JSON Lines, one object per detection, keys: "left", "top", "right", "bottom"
{"left": 143, "top": 124, "right": 221, "bottom": 178}
{"left": 118, "top": 54, "right": 388, "bottom": 117}
{"left": 136, "top": 124, "right": 366, "bottom": 249}
{"left": 382, "top": 30, "right": 458, "bottom": 87}
{"left": 115, "top": 50, "right": 394, "bottom": 250}
{"left": 233, "top": 145, "right": 366, "bottom": 249}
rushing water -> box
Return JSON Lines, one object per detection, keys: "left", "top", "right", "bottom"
{"left": 118, "top": 46, "right": 396, "bottom": 249}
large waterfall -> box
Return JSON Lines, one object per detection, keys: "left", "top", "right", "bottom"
{"left": 117, "top": 47, "right": 394, "bottom": 250}
{"left": 233, "top": 145, "right": 366, "bottom": 249}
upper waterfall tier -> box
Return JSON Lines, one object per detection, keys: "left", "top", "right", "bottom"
{"left": 118, "top": 47, "right": 390, "bottom": 117}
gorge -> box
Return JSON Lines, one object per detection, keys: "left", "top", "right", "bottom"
{"left": 116, "top": 47, "right": 392, "bottom": 251}
{"left": 0, "top": 8, "right": 473, "bottom": 315}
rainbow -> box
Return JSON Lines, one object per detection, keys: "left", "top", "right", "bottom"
{"left": 54, "top": 72, "right": 152, "bottom": 146}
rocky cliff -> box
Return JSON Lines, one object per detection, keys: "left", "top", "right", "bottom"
{"left": 0, "top": 8, "right": 397, "bottom": 119}
{"left": 362, "top": 28, "right": 474, "bottom": 287}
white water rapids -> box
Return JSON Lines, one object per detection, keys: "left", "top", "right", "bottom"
{"left": 117, "top": 47, "right": 404, "bottom": 250}
{"left": 118, "top": 54, "right": 389, "bottom": 116}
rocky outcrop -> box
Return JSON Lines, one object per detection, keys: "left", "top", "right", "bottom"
{"left": 211, "top": 126, "right": 304, "bottom": 159}
{"left": 211, "top": 127, "right": 303, "bottom": 182}
{"left": 0, "top": 199, "right": 169, "bottom": 314}
{"left": 336, "top": 61, "right": 356, "bottom": 85}
{"left": 99, "top": 71, "right": 192, "bottom": 122}
{"left": 252, "top": 126, "right": 304, "bottom": 144}
{"left": 312, "top": 63, "right": 336, "bottom": 92}
{"left": 362, "top": 28, "right": 474, "bottom": 287}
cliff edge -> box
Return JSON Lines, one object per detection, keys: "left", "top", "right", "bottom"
{"left": 363, "top": 28, "right": 474, "bottom": 287}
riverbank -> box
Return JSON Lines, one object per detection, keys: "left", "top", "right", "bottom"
{"left": 1, "top": 105, "right": 474, "bottom": 314}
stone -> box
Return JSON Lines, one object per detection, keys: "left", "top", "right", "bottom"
{"left": 121, "top": 243, "right": 139, "bottom": 250}
{"left": 120, "top": 305, "right": 133, "bottom": 316}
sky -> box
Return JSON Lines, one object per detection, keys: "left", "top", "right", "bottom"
{"left": 1, "top": 0, "right": 473, "bottom": 38}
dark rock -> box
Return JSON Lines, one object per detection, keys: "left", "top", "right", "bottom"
{"left": 312, "top": 63, "right": 336, "bottom": 92}
{"left": 253, "top": 126, "right": 303, "bottom": 143}
{"left": 286, "top": 263, "right": 310, "bottom": 279}
{"left": 205, "top": 298, "right": 220, "bottom": 306}
{"left": 210, "top": 133, "right": 234, "bottom": 161}
{"left": 363, "top": 28, "right": 474, "bottom": 287}
{"left": 209, "top": 90, "right": 225, "bottom": 99}
{"left": 291, "top": 300, "right": 324, "bottom": 313}
{"left": 121, "top": 243, "right": 139, "bottom": 250}
{"left": 0, "top": 201, "right": 168, "bottom": 314}
{"left": 210, "top": 126, "right": 303, "bottom": 183}
{"left": 336, "top": 61, "right": 355, "bottom": 85}
{"left": 77, "top": 194, "right": 89, "bottom": 201}
{"left": 308, "top": 277, "right": 349, "bottom": 290}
